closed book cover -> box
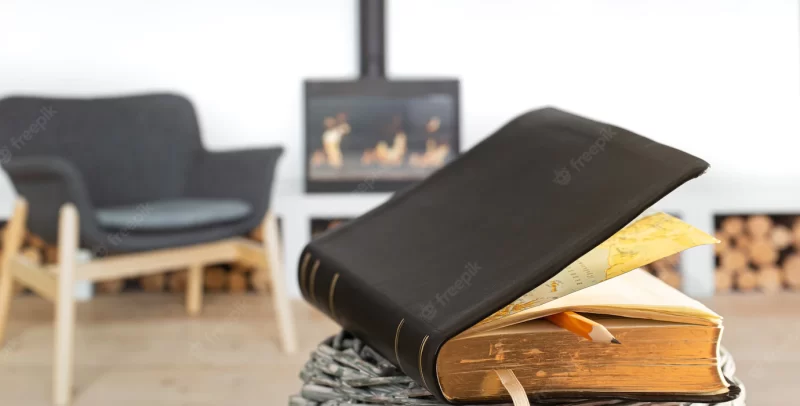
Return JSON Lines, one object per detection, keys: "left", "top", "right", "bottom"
{"left": 298, "top": 107, "right": 736, "bottom": 403}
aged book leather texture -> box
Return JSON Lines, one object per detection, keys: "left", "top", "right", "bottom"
{"left": 298, "top": 107, "right": 738, "bottom": 403}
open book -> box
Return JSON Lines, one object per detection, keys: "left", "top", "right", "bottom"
{"left": 299, "top": 107, "right": 740, "bottom": 404}
{"left": 471, "top": 211, "right": 719, "bottom": 334}
{"left": 435, "top": 212, "right": 726, "bottom": 401}
{"left": 440, "top": 286, "right": 727, "bottom": 401}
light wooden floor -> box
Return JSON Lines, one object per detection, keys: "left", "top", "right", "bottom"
{"left": 0, "top": 293, "right": 795, "bottom": 405}
{"left": 699, "top": 294, "right": 800, "bottom": 405}
{"left": 0, "top": 294, "right": 339, "bottom": 406}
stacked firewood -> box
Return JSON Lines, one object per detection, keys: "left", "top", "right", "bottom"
{"left": 94, "top": 263, "right": 263, "bottom": 295}
{"left": 0, "top": 231, "right": 59, "bottom": 296}
{"left": 715, "top": 215, "right": 800, "bottom": 294}
{"left": 642, "top": 253, "right": 682, "bottom": 290}
{"left": 95, "top": 225, "right": 271, "bottom": 295}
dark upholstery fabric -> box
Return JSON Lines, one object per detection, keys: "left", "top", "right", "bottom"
{"left": 0, "top": 94, "right": 282, "bottom": 254}
{"left": 0, "top": 94, "right": 201, "bottom": 206}
{"left": 97, "top": 198, "right": 252, "bottom": 231}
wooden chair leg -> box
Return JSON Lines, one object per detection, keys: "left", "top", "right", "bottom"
{"left": 54, "top": 203, "right": 78, "bottom": 406}
{"left": 0, "top": 262, "right": 12, "bottom": 348}
{"left": 0, "top": 198, "right": 28, "bottom": 346}
{"left": 186, "top": 263, "right": 203, "bottom": 316}
{"left": 263, "top": 211, "right": 297, "bottom": 353}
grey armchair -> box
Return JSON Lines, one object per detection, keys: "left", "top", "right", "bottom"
{"left": 0, "top": 94, "right": 296, "bottom": 405}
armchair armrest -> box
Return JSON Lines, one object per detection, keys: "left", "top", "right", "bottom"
{"left": 185, "top": 147, "right": 283, "bottom": 218}
{"left": 2, "top": 156, "right": 103, "bottom": 245}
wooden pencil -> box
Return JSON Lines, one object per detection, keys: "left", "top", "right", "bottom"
{"left": 545, "top": 311, "right": 621, "bottom": 344}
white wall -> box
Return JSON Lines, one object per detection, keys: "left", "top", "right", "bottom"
{"left": 0, "top": 0, "right": 358, "bottom": 214}
{"left": 390, "top": 0, "right": 800, "bottom": 177}
{"left": 1, "top": 0, "right": 799, "bottom": 297}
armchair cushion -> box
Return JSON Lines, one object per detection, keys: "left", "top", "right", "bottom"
{"left": 97, "top": 198, "right": 252, "bottom": 232}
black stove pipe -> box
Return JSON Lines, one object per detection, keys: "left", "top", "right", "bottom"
{"left": 359, "top": 0, "right": 386, "bottom": 79}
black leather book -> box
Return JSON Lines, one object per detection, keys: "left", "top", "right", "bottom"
{"left": 298, "top": 107, "right": 738, "bottom": 403}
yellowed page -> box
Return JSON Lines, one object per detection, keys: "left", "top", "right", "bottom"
{"left": 473, "top": 212, "right": 717, "bottom": 332}
{"left": 464, "top": 269, "right": 721, "bottom": 336}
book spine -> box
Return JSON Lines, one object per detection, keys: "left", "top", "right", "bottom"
{"left": 297, "top": 246, "right": 345, "bottom": 320}
{"left": 297, "top": 244, "right": 434, "bottom": 393}
{"left": 297, "top": 243, "right": 384, "bottom": 326}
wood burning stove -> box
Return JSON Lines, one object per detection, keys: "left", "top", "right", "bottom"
{"left": 304, "top": 0, "right": 460, "bottom": 193}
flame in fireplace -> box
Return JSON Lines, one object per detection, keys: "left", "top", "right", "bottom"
{"left": 311, "top": 115, "right": 451, "bottom": 170}
{"left": 314, "top": 114, "right": 351, "bottom": 168}
{"left": 362, "top": 132, "right": 407, "bottom": 166}
{"left": 409, "top": 138, "right": 450, "bottom": 169}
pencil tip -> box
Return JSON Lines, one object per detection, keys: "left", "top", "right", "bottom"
{"left": 611, "top": 338, "right": 621, "bottom": 344}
